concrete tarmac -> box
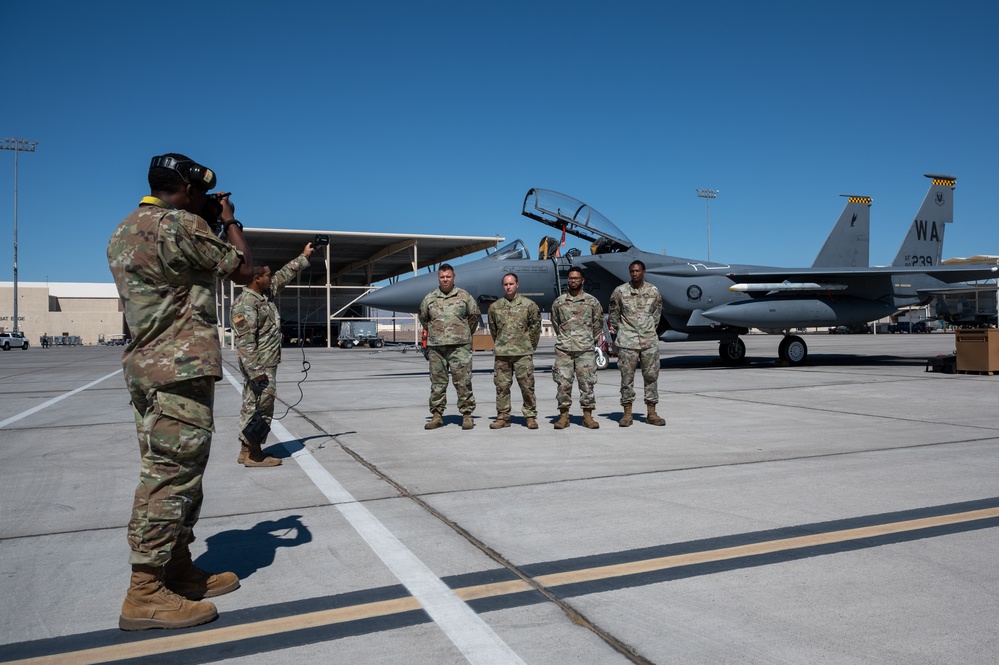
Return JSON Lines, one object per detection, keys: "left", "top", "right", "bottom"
{"left": 1, "top": 333, "right": 997, "bottom": 664}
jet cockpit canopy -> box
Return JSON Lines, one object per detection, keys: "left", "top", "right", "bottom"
{"left": 488, "top": 239, "right": 531, "bottom": 260}
{"left": 521, "top": 188, "right": 633, "bottom": 253}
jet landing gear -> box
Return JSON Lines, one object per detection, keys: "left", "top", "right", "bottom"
{"left": 778, "top": 335, "right": 808, "bottom": 366}
{"left": 718, "top": 338, "right": 747, "bottom": 364}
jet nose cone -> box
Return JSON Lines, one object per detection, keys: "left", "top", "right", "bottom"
{"left": 358, "top": 274, "right": 437, "bottom": 313}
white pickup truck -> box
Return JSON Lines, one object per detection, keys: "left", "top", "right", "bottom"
{"left": 0, "top": 331, "right": 30, "bottom": 350}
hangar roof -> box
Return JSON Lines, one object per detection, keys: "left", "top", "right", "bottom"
{"left": 244, "top": 228, "right": 504, "bottom": 286}
{"left": 942, "top": 255, "right": 999, "bottom": 266}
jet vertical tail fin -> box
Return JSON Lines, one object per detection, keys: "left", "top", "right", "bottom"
{"left": 890, "top": 174, "right": 955, "bottom": 267}
{"left": 812, "top": 195, "right": 871, "bottom": 267}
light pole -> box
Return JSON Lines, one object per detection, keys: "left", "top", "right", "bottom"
{"left": 696, "top": 188, "right": 718, "bottom": 261}
{"left": 1, "top": 138, "right": 39, "bottom": 333}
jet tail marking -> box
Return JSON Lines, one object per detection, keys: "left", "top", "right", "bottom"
{"left": 890, "top": 174, "right": 955, "bottom": 268}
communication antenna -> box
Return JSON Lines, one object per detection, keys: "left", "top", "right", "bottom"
{"left": 0, "top": 138, "right": 39, "bottom": 333}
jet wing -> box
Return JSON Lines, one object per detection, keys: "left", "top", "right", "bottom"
{"left": 722, "top": 264, "right": 998, "bottom": 293}
{"left": 522, "top": 188, "right": 634, "bottom": 252}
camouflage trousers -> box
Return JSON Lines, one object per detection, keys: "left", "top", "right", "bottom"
{"left": 617, "top": 346, "right": 660, "bottom": 405}
{"left": 428, "top": 344, "right": 475, "bottom": 415}
{"left": 552, "top": 347, "right": 597, "bottom": 410}
{"left": 493, "top": 355, "right": 536, "bottom": 417}
{"left": 239, "top": 365, "right": 278, "bottom": 442}
{"left": 126, "top": 377, "right": 215, "bottom": 566}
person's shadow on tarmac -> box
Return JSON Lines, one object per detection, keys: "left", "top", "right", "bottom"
{"left": 195, "top": 514, "right": 312, "bottom": 580}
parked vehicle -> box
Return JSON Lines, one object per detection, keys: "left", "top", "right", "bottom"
{"left": 0, "top": 331, "right": 29, "bottom": 350}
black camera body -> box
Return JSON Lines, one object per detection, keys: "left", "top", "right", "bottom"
{"left": 203, "top": 192, "right": 234, "bottom": 234}
{"left": 313, "top": 234, "right": 330, "bottom": 248}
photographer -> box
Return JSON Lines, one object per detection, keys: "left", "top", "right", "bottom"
{"left": 108, "top": 153, "right": 253, "bottom": 630}
{"left": 231, "top": 241, "right": 318, "bottom": 467}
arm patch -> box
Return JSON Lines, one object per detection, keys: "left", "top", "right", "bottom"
{"left": 232, "top": 312, "right": 249, "bottom": 335}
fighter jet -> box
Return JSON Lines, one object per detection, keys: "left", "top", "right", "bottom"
{"left": 359, "top": 175, "right": 996, "bottom": 365}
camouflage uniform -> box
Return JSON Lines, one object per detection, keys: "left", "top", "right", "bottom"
{"left": 487, "top": 294, "right": 541, "bottom": 417}
{"left": 419, "top": 287, "right": 481, "bottom": 416}
{"left": 551, "top": 291, "right": 603, "bottom": 410}
{"left": 107, "top": 197, "right": 242, "bottom": 566}
{"left": 609, "top": 281, "right": 663, "bottom": 405}
{"left": 231, "top": 255, "right": 309, "bottom": 439}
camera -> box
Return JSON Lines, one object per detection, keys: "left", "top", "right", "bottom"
{"left": 203, "top": 192, "right": 234, "bottom": 234}
{"left": 313, "top": 234, "right": 330, "bottom": 248}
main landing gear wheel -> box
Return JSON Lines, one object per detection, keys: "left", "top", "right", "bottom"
{"left": 718, "top": 338, "right": 747, "bottom": 364}
{"left": 778, "top": 335, "right": 808, "bottom": 366}
{"left": 594, "top": 347, "right": 609, "bottom": 370}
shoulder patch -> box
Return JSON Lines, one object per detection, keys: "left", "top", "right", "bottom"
{"left": 232, "top": 312, "right": 249, "bottom": 335}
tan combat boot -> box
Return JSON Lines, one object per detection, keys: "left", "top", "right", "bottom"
{"left": 244, "top": 441, "right": 281, "bottom": 467}
{"left": 553, "top": 409, "right": 570, "bottom": 429}
{"left": 236, "top": 440, "right": 249, "bottom": 465}
{"left": 525, "top": 417, "right": 539, "bottom": 430}
{"left": 119, "top": 564, "right": 218, "bottom": 631}
{"left": 165, "top": 545, "right": 240, "bottom": 600}
{"left": 424, "top": 413, "right": 444, "bottom": 430}
{"left": 582, "top": 409, "right": 600, "bottom": 429}
{"left": 462, "top": 414, "right": 475, "bottom": 430}
{"left": 489, "top": 414, "right": 511, "bottom": 429}
{"left": 619, "top": 403, "right": 633, "bottom": 427}
{"left": 646, "top": 403, "right": 666, "bottom": 427}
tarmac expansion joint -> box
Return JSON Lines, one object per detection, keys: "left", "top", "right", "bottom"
{"left": 338, "top": 442, "right": 656, "bottom": 665}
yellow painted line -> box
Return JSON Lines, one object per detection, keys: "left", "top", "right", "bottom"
{"left": 8, "top": 506, "right": 997, "bottom": 665}
{"left": 11, "top": 596, "right": 423, "bottom": 665}
{"left": 532, "top": 507, "right": 999, "bottom": 588}
{"left": 454, "top": 579, "right": 534, "bottom": 601}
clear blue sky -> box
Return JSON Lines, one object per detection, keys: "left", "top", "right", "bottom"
{"left": 2, "top": 0, "right": 997, "bottom": 284}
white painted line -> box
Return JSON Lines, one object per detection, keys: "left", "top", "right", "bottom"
{"left": 222, "top": 369, "right": 525, "bottom": 665}
{"left": 0, "top": 369, "right": 123, "bottom": 429}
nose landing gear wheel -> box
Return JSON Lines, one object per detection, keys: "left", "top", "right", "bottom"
{"left": 718, "top": 338, "right": 747, "bottom": 364}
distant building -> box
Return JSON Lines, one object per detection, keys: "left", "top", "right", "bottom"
{"left": 0, "top": 282, "right": 122, "bottom": 345}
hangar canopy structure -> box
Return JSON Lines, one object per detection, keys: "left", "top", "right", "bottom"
{"left": 220, "top": 228, "right": 504, "bottom": 347}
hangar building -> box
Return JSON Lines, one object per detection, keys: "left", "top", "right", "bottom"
{"left": 0, "top": 229, "right": 502, "bottom": 346}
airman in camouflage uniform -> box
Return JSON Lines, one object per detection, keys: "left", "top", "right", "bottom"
{"left": 418, "top": 263, "right": 481, "bottom": 430}
{"left": 550, "top": 267, "right": 604, "bottom": 429}
{"left": 487, "top": 273, "right": 541, "bottom": 429}
{"left": 608, "top": 260, "right": 665, "bottom": 427}
{"left": 107, "top": 154, "right": 254, "bottom": 631}
{"left": 231, "top": 243, "right": 315, "bottom": 467}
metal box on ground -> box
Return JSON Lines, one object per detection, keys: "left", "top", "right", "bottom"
{"left": 955, "top": 328, "right": 999, "bottom": 373}
{"left": 338, "top": 321, "right": 383, "bottom": 348}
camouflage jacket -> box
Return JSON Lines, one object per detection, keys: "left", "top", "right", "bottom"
{"left": 551, "top": 291, "right": 603, "bottom": 352}
{"left": 488, "top": 294, "right": 541, "bottom": 356}
{"left": 419, "top": 287, "right": 480, "bottom": 346}
{"left": 107, "top": 198, "right": 243, "bottom": 394}
{"left": 231, "top": 254, "right": 310, "bottom": 376}
{"left": 609, "top": 280, "right": 662, "bottom": 349}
